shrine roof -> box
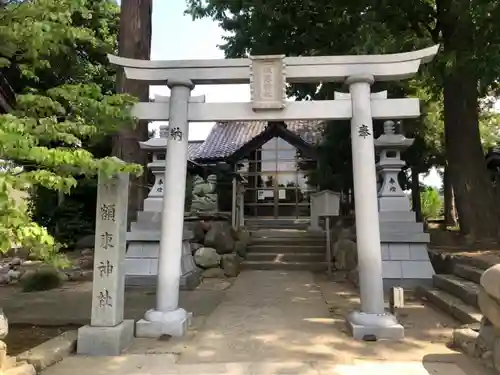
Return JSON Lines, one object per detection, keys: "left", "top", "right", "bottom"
{"left": 193, "top": 120, "right": 324, "bottom": 161}
{"left": 139, "top": 138, "right": 203, "bottom": 160}
{"left": 187, "top": 140, "right": 204, "bottom": 159}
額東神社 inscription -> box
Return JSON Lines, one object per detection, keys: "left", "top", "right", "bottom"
{"left": 100, "top": 232, "right": 114, "bottom": 250}
{"left": 100, "top": 203, "right": 116, "bottom": 221}
{"left": 98, "top": 260, "right": 114, "bottom": 278}
{"left": 90, "top": 172, "right": 129, "bottom": 327}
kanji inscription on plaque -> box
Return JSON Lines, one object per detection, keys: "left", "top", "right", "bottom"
{"left": 250, "top": 55, "right": 286, "bottom": 110}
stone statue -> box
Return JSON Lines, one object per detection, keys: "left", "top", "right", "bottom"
{"left": 190, "top": 174, "right": 219, "bottom": 213}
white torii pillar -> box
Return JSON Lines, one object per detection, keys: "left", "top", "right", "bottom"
{"left": 345, "top": 73, "right": 403, "bottom": 340}
{"left": 135, "top": 78, "right": 194, "bottom": 337}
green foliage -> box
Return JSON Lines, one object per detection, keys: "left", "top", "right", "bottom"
{"left": 30, "top": 184, "right": 96, "bottom": 248}
{"left": 21, "top": 268, "right": 63, "bottom": 292}
{"left": 0, "top": 0, "right": 120, "bottom": 93}
{"left": 0, "top": 84, "right": 141, "bottom": 256}
{"left": 186, "top": 0, "right": 500, "bottom": 237}
{"left": 307, "top": 121, "right": 352, "bottom": 192}
{"left": 0, "top": 0, "right": 142, "bottom": 256}
{"left": 420, "top": 186, "right": 443, "bottom": 220}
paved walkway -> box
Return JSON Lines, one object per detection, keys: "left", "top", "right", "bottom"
{"left": 41, "top": 271, "right": 490, "bottom": 375}
{"left": 179, "top": 270, "right": 336, "bottom": 363}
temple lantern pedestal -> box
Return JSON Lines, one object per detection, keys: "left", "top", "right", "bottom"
{"left": 125, "top": 125, "right": 201, "bottom": 291}
{"left": 375, "top": 121, "right": 434, "bottom": 291}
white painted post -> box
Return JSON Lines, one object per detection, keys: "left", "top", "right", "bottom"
{"left": 77, "top": 171, "right": 134, "bottom": 355}
{"left": 345, "top": 74, "right": 404, "bottom": 340}
{"left": 308, "top": 197, "right": 321, "bottom": 231}
{"left": 135, "top": 78, "right": 194, "bottom": 338}
{"left": 325, "top": 216, "right": 332, "bottom": 274}
{"left": 231, "top": 177, "right": 237, "bottom": 229}
{"left": 239, "top": 185, "right": 245, "bottom": 227}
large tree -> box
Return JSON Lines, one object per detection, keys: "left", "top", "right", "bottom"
{"left": 112, "top": 0, "right": 152, "bottom": 224}
{"left": 186, "top": 0, "right": 500, "bottom": 239}
{"left": 0, "top": 0, "right": 141, "bottom": 256}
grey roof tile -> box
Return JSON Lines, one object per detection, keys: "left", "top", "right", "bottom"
{"left": 187, "top": 140, "right": 204, "bottom": 159}
{"left": 139, "top": 138, "right": 203, "bottom": 160}
{"left": 194, "top": 120, "right": 324, "bottom": 160}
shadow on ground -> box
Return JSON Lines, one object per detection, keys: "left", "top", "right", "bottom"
{"left": 0, "top": 270, "right": 492, "bottom": 374}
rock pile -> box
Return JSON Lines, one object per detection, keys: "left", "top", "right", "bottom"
{"left": 0, "top": 255, "right": 93, "bottom": 287}
{"left": 1, "top": 217, "right": 251, "bottom": 289}
{"left": 188, "top": 220, "right": 250, "bottom": 279}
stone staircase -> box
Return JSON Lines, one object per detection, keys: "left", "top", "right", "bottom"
{"left": 245, "top": 218, "right": 311, "bottom": 230}
{"left": 242, "top": 228, "right": 328, "bottom": 272}
{"left": 417, "top": 255, "right": 491, "bottom": 325}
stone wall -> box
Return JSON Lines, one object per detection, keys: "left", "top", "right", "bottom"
{"left": 454, "top": 264, "right": 500, "bottom": 373}
{"left": 188, "top": 218, "right": 250, "bottom": 279}
{"left": 126, "top": 214, "right": 251, "bottom": 286}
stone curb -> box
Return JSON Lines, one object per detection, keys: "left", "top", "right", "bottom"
{"left": 3, "top": 363, "right": 36, "bottom": 375}
{"left": 16, "top": 330, "right": 77, "bottom": 372}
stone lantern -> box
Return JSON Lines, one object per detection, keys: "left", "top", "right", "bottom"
{"left": 138, "top": 125, "right": 169, "bottom": 212}
{"left": 374, "top": 120, "right": 434, "bottom": 291}
{"left": 126, "top": 124, "right": 200, "bottom": 291}
{"left": 374, "top": 120, "right": 414, "bottom": 212}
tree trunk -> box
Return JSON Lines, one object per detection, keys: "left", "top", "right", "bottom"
{"left": 443, "top": 166, "right": 457, "bottom": 228}
{"left": 113, "top": 0, "right": 152, "bottom": 224}
{"left": 438, "top": 0, "right": 500, "bottom": 239}
{"left": 411, "top": 168, "right": 422, "bottom": 222}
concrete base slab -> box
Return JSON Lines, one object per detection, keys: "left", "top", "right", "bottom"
{"left": 136, "top": 308, "right": 192, "bottom": 338}
{"left": 18, "top": 330, "right": 77, "bottom": 371}
{"left": 36, "top": 359, "right": 473, "bottom": 375}
{"left": 383, "top": 277, "right": 433, "bottom": 292}
{"left": 307, "top": 226, "right": 322, "bottom": 232}
{"left": 77, "top": 320, "right": 134, "bottom": 356}
{"left": 125, "top": 269, "right": 201, "bottom": 290}
{"left": 346, "top": 311, "right": 404, "bottom": 340}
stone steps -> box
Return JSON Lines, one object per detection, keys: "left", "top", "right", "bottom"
{"left": 246, "top": 252, "right": 325, "bottom": 263}
{"left": 432, "top": 274, "right": 480, "bottom": 308}
{"left": 418, "top": 255, "right": 487, "bottom": 325}
{"left": 250, "top": 229, "right": 325, "bottom": 239}
{"left": 417, "top": 287, "right": 482, "bottom": 324}
{"left": 243, "top": 228, "right": 327, "bottom": 272}
{"left": 241, "top": 260, "right": 327, "bottom": 272}
{"left": 247, "top": 244, "right": 325, "bottom": 254}
{"left": 249, "top": 237, "right": 326, "bottom": 246}
{"left": 453, "top": 264, "right": 483, "bottom": 284}
{"left": 245, "top": 219, "right": 311, "bottom": 230}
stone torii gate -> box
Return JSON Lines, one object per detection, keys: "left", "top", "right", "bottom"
{"left": 109, "top": 45, "right": 439, "bottom": 340}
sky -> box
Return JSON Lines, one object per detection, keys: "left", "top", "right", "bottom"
{"left": 118, "top": 0, "right": 443, "bottom": 188}
{"left": 148, "top": 0, "right": 249, "bottom": 141}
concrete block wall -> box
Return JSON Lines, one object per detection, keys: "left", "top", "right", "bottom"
{"left": 125, "top": 242, "right": 159, "bottom": 276}
{"left": 381, "top": 242, "right": 434, "bottom": 290}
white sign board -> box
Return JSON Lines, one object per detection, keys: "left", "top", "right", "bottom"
{"left": 311, "top": 190, "right": 341, "bottom": 217}
{"left": 250, "top": 55, "right": 286, "bottom": 110}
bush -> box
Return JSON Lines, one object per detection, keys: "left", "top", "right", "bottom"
{"left": 421, "top": 186, "right": 443, "bottom": 220}
{"left": 21, "top": 268, "right": 62, "bottom": 292}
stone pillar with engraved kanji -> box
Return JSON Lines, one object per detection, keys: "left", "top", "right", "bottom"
{"left": 344, "top": 74, "right": 404, "bottom": 340}
{"left": 77, "top": 171, "right": 134, "bottom": 356}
